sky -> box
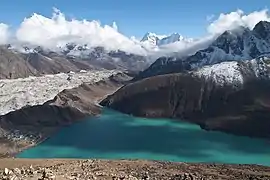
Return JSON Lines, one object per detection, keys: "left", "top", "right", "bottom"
{"left": 0, "top": 0, "right": 269, "bottom": 38}
{"left": 0, "top": 0, "right": 269, "bottom": 56}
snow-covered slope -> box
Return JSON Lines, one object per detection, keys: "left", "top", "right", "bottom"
{"left": 194, "top": 61, "right": 244, "bottom": 85}
{"left": 157, "top": 33, "right": 193, "bottom": 46}
{"left": 194, "top": 57, "right": 270, "bottom": 86}
{"left": 0, "top": 70, "right": 118, "bottom": 115}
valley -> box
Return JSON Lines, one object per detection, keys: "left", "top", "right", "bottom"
{"left": 0, "top": 71, "right": 130, "bottom": 157}
{"left": 0, "top": 5, "right": 270, "bottom": 179}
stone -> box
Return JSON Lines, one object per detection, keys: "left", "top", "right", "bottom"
{"left": 4, "top": 168, "right": 10, "bottom": 175}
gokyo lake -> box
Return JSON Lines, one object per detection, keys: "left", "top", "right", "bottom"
{"left": 18, "top": 109, "right": 270, "bottom": 166}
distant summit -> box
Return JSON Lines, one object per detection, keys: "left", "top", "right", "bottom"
{"left": 141, "top": 32, "right": 193, "bottom": 46}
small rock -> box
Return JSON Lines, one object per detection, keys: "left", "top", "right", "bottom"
{"left": 4, "top": 168, "right": 9, "bottom": 175}
{"left": 128, "top": 175, "right": 138, "bottom": 180}
{"left": 20, "top": 168, "right": 25, "bottom": 175}
{"left": 10, "top": 175, "right": 19, "bottom": 180}
{"left": 49, "top": 175, "right": 56, "bottom": 179}
{"left": 13, "top": 168, "right": 21, "bottom": 174}
{"left": 142, "top": 171, "right": 150, "bottom": 180}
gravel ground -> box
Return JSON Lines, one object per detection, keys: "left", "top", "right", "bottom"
{"left": 0, "top": 159, "right": 269, "bottom": 179}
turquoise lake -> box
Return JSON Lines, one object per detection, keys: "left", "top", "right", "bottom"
{"left": 18, "top": 109, "right": 270, "bottom": 166}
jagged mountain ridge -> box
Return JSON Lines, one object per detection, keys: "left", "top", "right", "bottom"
{"left": 141, "top": 32, "right": 193, "bottom": 46}
{"left": 0, "top": 44, "right": 149, "bottom": 79}
{"left": 135, "top": 21, "right": 270, "bottom": 80}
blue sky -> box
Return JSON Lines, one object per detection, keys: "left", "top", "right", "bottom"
{"left": 0, "top": 0, "right": 269, "bottom": 38}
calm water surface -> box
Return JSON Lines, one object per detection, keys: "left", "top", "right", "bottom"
{"left": 18, "top": 109, "right": 270, "bottom": 166}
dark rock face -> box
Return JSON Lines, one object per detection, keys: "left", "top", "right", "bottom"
{"left": 133, "top": 57, "right": 191, "bottom": 81}
{"left": 135, "top": 21, "right": 270, "bottom": 81}
{"left": 101, "top": 73, "right": 270, "bottom": 138}
{"left": 253, "top": 21, "right": 270, "bottom": 40}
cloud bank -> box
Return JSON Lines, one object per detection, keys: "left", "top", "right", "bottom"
{"left": 0, "top": 23, "right": 9, "bottom": 44}
{"left": 15, "top": 8, "right": 145, "bottom": 54}
{"left": 207, "top": 9, "right": 270, "bottom": 34}
{"left": 0, "top": 8, "right": 269, "bottom": 56}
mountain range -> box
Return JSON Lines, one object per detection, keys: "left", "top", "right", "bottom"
{"left": 1, "top": 21, "right": 270, "bottom": 83}
{"left": 135, "top": 21, "right": 270, "bottom": 80}
{"left": 0, "top": 30, "right": 198, "bottom": 79}
{"left": 140, "top": 32, "right": 194, "bottom": 47}
{"left": 0, "top": 44, "right": 149, "bottom": 79}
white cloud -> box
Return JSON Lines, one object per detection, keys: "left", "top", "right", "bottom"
{"left": 207, "top": 9, "right": 270, "bottom": 34}
{"left": 15, "top": 8, "right": 146, "bottom": 55}
{"left": 0, "top": 23, "right": 9, "bottom": 44}
{"left": 0, "top": 8, "right": 269, "bottom": 57}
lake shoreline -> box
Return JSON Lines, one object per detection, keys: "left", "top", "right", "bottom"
{"left": 0, "top": 72, "right": 131, "bottom": 158}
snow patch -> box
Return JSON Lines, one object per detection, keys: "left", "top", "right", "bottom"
{"left": 194, "top": 61, "right": 244, "bottom": 85}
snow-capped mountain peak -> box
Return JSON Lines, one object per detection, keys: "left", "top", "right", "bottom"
{"left": 141, "top": 32, "right": 193, "bottom": 47}
{"left": 157, "top": 33, "right": 182, "bottom": 46}
{"left": 189, "top": 21, "right": 270, "bottom": 67}
{"left": 141, "top": 32, "right": 162, "bottom": 46}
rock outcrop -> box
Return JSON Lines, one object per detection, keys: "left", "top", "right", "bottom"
{"left": 101, "top": 73, "right": 270, "bottom": 139}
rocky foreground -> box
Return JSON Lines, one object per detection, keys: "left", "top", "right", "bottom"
{"left": 0, "top": 159, "right": 270, "bottom": 180}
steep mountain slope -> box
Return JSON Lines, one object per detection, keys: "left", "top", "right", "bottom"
{"left": 101, "top": 57, "right": 270, "bottom": 138}
{"left": 0, "top": 44, "right": 149, "bottom": 79}
{"left": 60, "top": 45, "right": 150, "bottom": 71}
{"left": 135, "top": 21, "right": 270, "bottom": 80}
{"left": 0, "top": 46, "right": 38, "bottom": 79}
